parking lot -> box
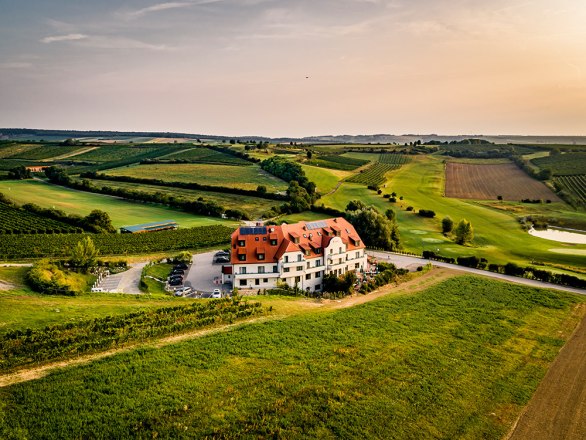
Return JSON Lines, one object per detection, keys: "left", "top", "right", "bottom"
{"left": 182, "top": 250, "right": 231, "bottom": 297}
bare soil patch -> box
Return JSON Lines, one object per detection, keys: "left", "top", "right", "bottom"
{"left": 445, "top": 162, "right": 560, "bottom": 201}
{"left": 507, "top": 303, "right": 586, "bottom": 440}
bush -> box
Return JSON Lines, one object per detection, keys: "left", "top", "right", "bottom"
{"left": 418, "top": 209, "right": 436, "bottom": 218}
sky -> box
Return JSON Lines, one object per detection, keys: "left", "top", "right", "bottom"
{"left": 1, "top": 0, "right": 585, "bottom": 137}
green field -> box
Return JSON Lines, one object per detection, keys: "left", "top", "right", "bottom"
{"left": 321, "top": 156, "right": 586, "bottom": 271}
{"left": 82, "top": 179, "right": 279, "bottom": 219}
{"left": 0, "top": 180, "right": 235, "bottom": 229}
{"left": 6, "top": 145, "right": 85, "bottom": 161}
{"left": 531, "top": 152, "right": 586, "bottom": 175}
{"left": 161, "top": 147, "right": 251, "bottom": 165}
{"left": 301, "top": 165, "right": 350, "bottom": 194}
{"left": 106, "top": 163, "right": 288, "bottom": 192}
{"left": 70, "top": 145, "right": 171, "bottom": 163}
{"left": 0, "top": 144, "right": 39, "bottom": 159}
{"left": 0, "top": 276, "right": 582, "bottom": 438}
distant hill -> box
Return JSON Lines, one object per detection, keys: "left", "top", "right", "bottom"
{"left": 1, "top": 128, "right": 586, "bottom": 145}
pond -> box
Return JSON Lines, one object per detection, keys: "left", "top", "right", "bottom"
{"left": 528, "top": 227, "right": 586, "bottom": 244}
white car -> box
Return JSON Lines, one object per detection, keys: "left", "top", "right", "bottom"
{"left": 174, "top": 286, "right": 193, "bottom": 296}
{"left": 211, "top": 289, "right": 222, "bottom": 298}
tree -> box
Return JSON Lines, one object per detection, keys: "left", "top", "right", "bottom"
{"left": 284, "top": 181, "right": 311, "bottom": 213}
{"left": 454, "top": 219, "right": 474, "bottom": 245}
{"left": 385, "top": 208, "right": 396, "bottom": 221}
{"left": 256, "top": 185, "right": 267, "bottom": 195}
{"left": 8, "top": 166, "right": 32, "bottom": 180}
{"left": 83, "top": 210, "right": 116, "bottom": 233}
{"left": 70, "top": 236, "right": 99, "bottom": 271}
{"left": 306, "top": 150, "right": 313, "bottom": 159}
{"left": 441, "top": 216, "right": 454, "bottom": 234}
{"left": 173, "top": 251, "right": 192, "bottom": 264}
{"left": 346, "top": 200, "right": 368, "bottom": 212}
{"left": 346, "top": 206, "right": 400, "bottom": 251}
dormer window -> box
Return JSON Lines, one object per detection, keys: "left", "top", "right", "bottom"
{"left": 258, "top": 253, "right": 265, "bottom": 260}
{"left": 238, "top": 254, "right": 246, "bottom": 261}
{"left": 238, "top": 240, "right": 245, "bottom": 247}
{"left": 270, "top": 239, "right": 277, "bottom": 246}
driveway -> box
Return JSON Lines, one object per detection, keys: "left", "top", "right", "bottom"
{"left": 184, "top": 251, "right": 227, "bottom": 294}
{"left": 366, "top": 250, "right": 585, "bottom": 295}
{"left": 97, "top": 262, "right": 147, "bottom": 294}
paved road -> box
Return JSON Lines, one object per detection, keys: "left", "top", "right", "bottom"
{"left": 96, "top": 262, "right": 147, "bottom": 294}
{"left": 367, "top": 250, "right": 585, "bottom": 295}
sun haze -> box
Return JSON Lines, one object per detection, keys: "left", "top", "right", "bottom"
{"left": 1, "top": 0, "right": 585, "bottom": 137}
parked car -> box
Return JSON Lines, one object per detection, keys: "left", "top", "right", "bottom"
{"left": 174, "top": 286, "right": 193, "bottom": 296}
{"left": 175, "top": 262, "right": 189, "bottom": 270}
{"left": 214, "top": 251, "right": 229, "bottom": 257}
{"left": 169, "top": 279, "right": 183, "bottom": 286}
{"left": 214, "top": 256, "right": 230, "bottom": 264}
{"left": 211, "top": 289, "right": 222, "bottom": 298}
{"left": 171, "top": 269, "right": 185, "bottom": 275}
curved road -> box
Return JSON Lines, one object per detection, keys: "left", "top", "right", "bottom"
{"left": 367, "top": 250, "right": 585, "bottom": 295}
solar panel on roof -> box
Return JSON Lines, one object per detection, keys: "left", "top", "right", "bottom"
{"left": 306, "top": 220, "right": 328, "bottom": 230}
{"left": 240, "top": 226, "right": 267, "bottom": 235}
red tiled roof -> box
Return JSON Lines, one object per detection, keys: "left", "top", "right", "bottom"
{"left": 230, "top": 218, "right": 365, "bottom": 265}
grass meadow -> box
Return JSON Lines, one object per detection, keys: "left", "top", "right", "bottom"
{"left": 300, "top": 165, "right": 351, "bottom": 194}
{"left": 83, "top": 179, "right": 280, "bottom": 219}
{"left": 0, "top": 180, "right": 236, "bottom": 229}
{"left": 0, "top": 276, "right": 583, "bottom": 438}
{"left": 105, "top": 163, "right": 289, "bottom": 192}
{"left": 320, "top": 155, "right": 586, "bottom": 271}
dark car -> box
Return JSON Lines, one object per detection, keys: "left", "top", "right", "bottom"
{"left": 175, "top": 262, "right": 188, "bottom": 270}
{"left": 171, "top": 269, "right": 185, "bottom": 275}
{"left": 214, "top": 256, "right": 230, "bottom": 264}
{"left": 169, "top": 278, "right": 183, "bottom": 286}
{"left": 214, "top": 251, "right": 229, "bottom": 257}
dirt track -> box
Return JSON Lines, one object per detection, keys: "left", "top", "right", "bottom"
{"left": 507, "top": 304, "right": 586, "bottom": 440}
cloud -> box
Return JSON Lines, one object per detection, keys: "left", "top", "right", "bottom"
{"left": 123, "top": 0, "right": 223, "bottom": 19}
{"left": 41, "top": 33, "right": 89, "bottom": 44}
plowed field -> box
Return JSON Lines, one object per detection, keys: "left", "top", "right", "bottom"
{"left": 445, "top": 162, "right": 561, "bottom": 201}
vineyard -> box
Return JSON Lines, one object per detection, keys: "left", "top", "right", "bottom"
{"left": 6, "top": 145, "right": 85, "bottom": 161}
{"left": 0, "top": 297, "right": 265, "bottom": 371}
{"left": 69, "top": 145, "right": 176, "bottom": 163}
{"left": 306, "top": 154, "right": 369, "bottom": 171}
{"left": 160, "top": 147, "right": 251, "bottom": 165}
{"left": 555, "top": 175, "right": 586, "bottom": 204}
{"left": 0, "top": 203, "right": 80, "bottom": 234}
{"left": 347, "top": 154, "right": 408, "bottom": 187}
{"left": 0, "top": 143, "right": 40, "bottom": 159}
{"left": 531, "top": 152, "right": 586, "bottom": 175}
{"left": 0, "top": 225, "right": 233, "bottom": 260}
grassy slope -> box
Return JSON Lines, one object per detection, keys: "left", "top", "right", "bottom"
{"left": 0, "top": 276, "right": 583, "bottom": 438}
{"left": 0, "top": 180, "right": 236, "bottom": 229}
{"left": 82, "top": 178, "right": 279, "bottom": 219}
{"left": 320, "top": 156, "right": 586, "bottom": 269}
{"left": 300, "top": 165, "right": 351, "bottom": 194}
{"left": 105, "top": 163, "right": 288, "bottom": 192}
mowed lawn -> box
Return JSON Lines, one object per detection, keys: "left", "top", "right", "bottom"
{"left": 320, "top": 156, "right": 586, "bottom": 270}
{"left": 106, "top": 163, "right": 289, "bottom": 192}
{"left": 0, "top": 180, "right": 235, "bottom": 229}
{"left": 0, "top": 276, "right": 583, "bottom": 438}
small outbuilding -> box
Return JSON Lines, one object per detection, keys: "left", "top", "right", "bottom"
{"left": 120, "top": 220, "right": 178, "bottom": 234}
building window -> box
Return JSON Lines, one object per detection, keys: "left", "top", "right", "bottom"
{"left": 239, "top": 280, "right": 246, "bottom": 286}
{"left": 316, "top": 259, "right": 322, "bottom": 267}
{"left": 273, "top": 265, "right": 278, "bottom": 273}
{"left": 238, "top": 240, "right": 245, "bottom": 247}
{"left": 238, "top": 255, "right": 246, "bottom": 261}
{"left": 284, "top": 256, "right": 289, "bottom": 263}
{"left": 270, "top": 239, "right": 277, "bottom": 246}
{"left": 284, "top": 267, "right": 290, "bottom": 273}
{"left": 258, "top": 254, "right": 265, "bottom": 260}
{"left": 263, "top": 278, "right": 268, "bottom": 283}
{"left": 255, "top": 279, "right": 260, "bottom": 285}
{"left": 355, "top": 263, "right": 360, "bottom": 269}
{"left": 263, "top": 237, "right": 267, "bottom": 241}
{"left": 305, "top": 274, "right": 311, "bottom": 280}
{"left": 255, "top": 237, "right": 259, "bottom": 241}
{"left": 316, "top": 248, "right": 321, "bottom": 254}
{"left": 307, "top": 262, "right": 311, "bottom": 269}
{"left": 355, "top": 251, "right": 361, "bottom": 258}
{"left": 297, "top": 254, "right": 302, "bottom": 262}
{"left": 240, "top": 267, "right": 246, "bottom": 274}
{"left": 329, "top": 249, "right": 333, "bottom": 255}
{"left": 315, "top": 284, "right": 321, "bottom": 290}
{"left": 296, "top": 266, "right": 303, "bottom": 271}
{"left": 295, "top": 276, "right": 301, "bottom": 283}
{"left": 258, "top": 266, "right": 265, "bottom": 274}
{"left": 339, "top": 247, "right": 342, "bottom": 253}
{"left": 316, "top": 271, "right": 321, "bottom": 278}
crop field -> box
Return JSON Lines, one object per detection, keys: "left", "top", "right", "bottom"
{"left": 306, "top": 154, "right": 369, "bottom": 171}
{"left": 106, "top": 163, "right": 288, "bottom": 192}
{"left": 445, "top": 162, "right": 561, "bottom": 201}
{"left": 83, "top": 179, "right": 279, "bottom": 218}
{"left": 555, "top": 175, "right": 586, "bottom": 204}
{"left": 531, "top": 152, "right": 586, "bottom": 175}
{"left": 378, "top": 153, "right": 410, "bottom": 165}
{"left": 161, "top": 147, "right": 251, "bottom": 166}
{"left": 0, "top": 143, "right": 40, "bottom": 159}
{"left": 0, "top": 203, "right": 78, "bottom": 234}
{"left": 321, "top": 156, "right": 586, "bottom": 270}
{"left": 347, "top": 162, "right": 402, "bottom": 187}
{"left": 0, "top": 180, "right": 235, "bottom": 229}
{"left": 0, "top": 276, "right": 582, "bottom": 438}
{"left": 0, "top": 225, "right": 233, "bottom": 260}
{"left": 5, "top": 145, "right": 85, "bottom": 161}
{"left": 69, "top": 145, "right": 172, "bottom": 163}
